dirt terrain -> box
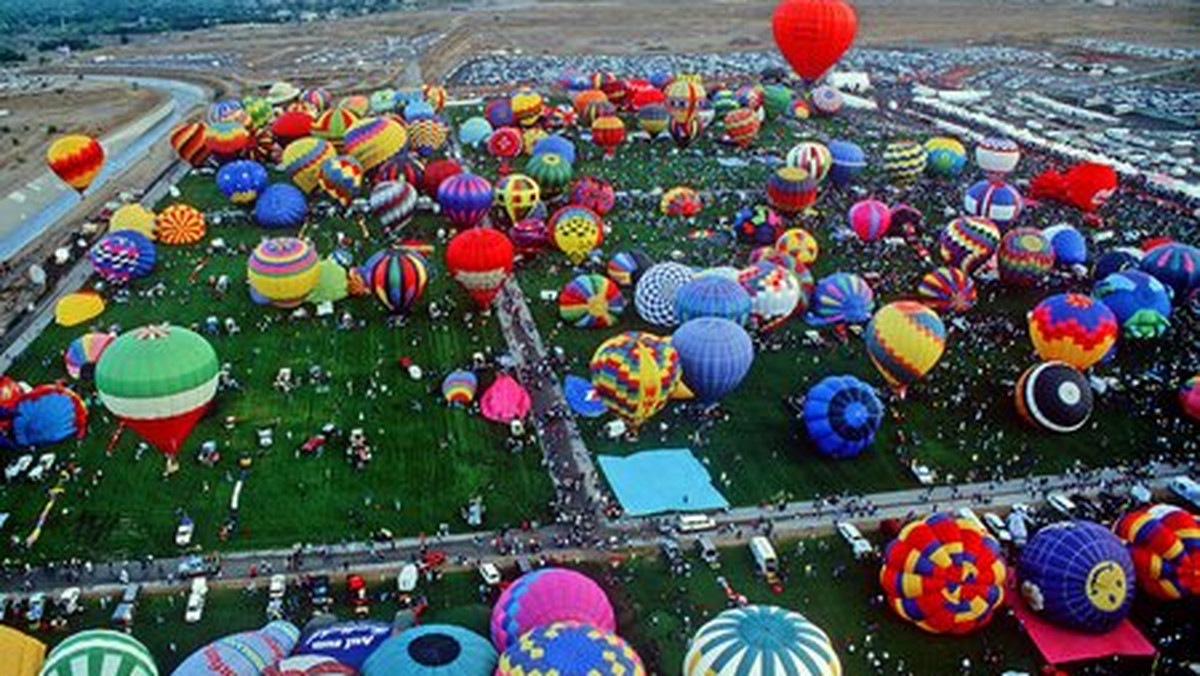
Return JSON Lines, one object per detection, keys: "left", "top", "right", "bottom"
{"left": 0, "top": 79, "right": 165, "bottom": 198}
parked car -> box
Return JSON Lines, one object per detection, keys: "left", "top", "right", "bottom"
{"left": 111, "top": 602, "right": 134, "bottom": 628}
{"left": 835, "top": 522, "right": 874, "bottom": 559}
{"left": 1047, "top": 493, "right": 1077, "bottom": 518}
{"left": 309, "top": 575, "right": 331, "bottom": 610}
{"left": 58, "top": 587, "right": 82, "bottom": 616}
{"left": 695, "top": 536, "right": 720, "bottom": 569}
{"left": 177, "top": 554, "right": 219, "bottom": 579}
{"left": 478, "top": 562, "right": 502, "bottom": 587}
{"left": 268, "top": 574, "right": 286, "bottom": 600}
{"left": 981, "top": 512, "right": 1012, "bottom": 543}
{"left": 659, "top": 537, "right": 690, "bottom": 577}
{"left": 26, "top": 592, "right": 46, "bottom": 630}
{"left": 347, "top": 574, "right": 369, "bottom": 616}
{"left": 677, "top": 513, "right": 717, "bottom": 533}
{"left": 120, "top": 584, "right": 141, "bottom": 605}
{"left": 749, "top": 537, "right": 781, "bottom": 588}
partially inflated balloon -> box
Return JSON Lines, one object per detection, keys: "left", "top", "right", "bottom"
{"left": 1093, "top": 270, "right": 1172, "bottom": 339}
{"left": 939, "top": 216, "right": 1000, "bottom": 277}
{"left": 170, "top": 122, "right": 211, "bottom": 167}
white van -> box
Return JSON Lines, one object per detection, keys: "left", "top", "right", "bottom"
{"left": 836, "top": 522, "right": 874, "bottom": 559}
{"left": 749, "top": 536, "right": 778, "bottom": 581}
{"left": 1168, "top": 476, "right": 1200, "bottom": 510}
{"left": 1047, "top": 493, "right": 1077, "bottom": 518}
{"left": 677, "top": 514, "right": 717, "bottom": 533}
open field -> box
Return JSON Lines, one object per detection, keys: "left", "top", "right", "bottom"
{"left": 1, "top": 173, "right": 554, "bottom": 562}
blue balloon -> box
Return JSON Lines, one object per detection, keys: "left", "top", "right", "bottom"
{"left": 1093, "top": 270, "right": 1172, "bottom": 339}
{"left": 1140, "top": 242, "right": 1200, "bottom": 302}
{"left": 674, "top": 275, "right": 752, "bottom": 326}
{"left": 405, "top": 101, "right": 436, "bottom": 121}
{"left": 828, "top": 140, "right": 866, "bottom": 187}
{"left": 90, "top": 230, "right": 156, "bottom": 283}
{"left": 1044, "top": 225, "right": 1087, "bottom": 266}
{"left": 649, "top": 72, "right": 674, "bottom": 89}
{"left": 532, "top": 135, "right": 577, "bottom": 165}
{"left": 803, "top": 375, "right": 883, "bottom": 458}
{"left": 362, "top": 625, "right": 496, "bottom": 676}
{"left": 673, "top": 318, "right": 754, "bottom": 404}
{"left": 12, "top": 387, "right": 84, "bottom": 447}
{"left": 297, "top": 621, "right": 392, "bottom": 671}
{"left": 1018, "top": 520, "right": 1135, "bottom": 633}
{"left": 255, "top": 183, "right": 309, "bottom": 229}
{"left": 458, "top": 117, "right": 494, "bottom": 147}
{"left": 1093, "top": 248, "right": 1141, "bottom": 281}
{"left": 564, "top": 375, "right": 607, "bottom": 418}
{"left": 805, "top": 272, "right": 875, "bottom": 326}
{"left": 216, "top": 160, "right": 269, "bottom": 204}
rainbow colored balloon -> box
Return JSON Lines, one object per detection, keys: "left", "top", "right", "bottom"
{"left": 924, "top": 136, "right": 967, "bottom": 178}
{"left": 1028, "top": 293, "right": 1118, "bottom": 371}
{"left": 559, "top": 274, "right": 626, "bottom": 329}
{"left": 938, "top": 216, "right": 1000, "bottom": 277}
{"left": 366, "top": 249, "right": 429, "bottom": 316}
{"left": 998, "top": 228, "right": 1055, "bottom": 287}
{"left": 247, "top": 237, "right": 321, "bottom": 308}
{"left": 880, "top": 513, "right": 1008, "bottom": 635}
{"left": 775, "top": 227, "right": 819, "bottom": 266}
{"left": 766, "top": 167, "right": 816, "bottom": 216}
{"left": 805, "top": 272, "right": 874, "bottom": 326}
{"left": 441, "top": 370, "right": 478, "bottom": 405}
{"left": 317, "top": 156, "right": 364, "bottom": 208}
{"left": 312, "top": 108, "right": 359, "bottom": 150}
{"left": 64, "top": 332, "right": 115, "bottom": 380}
{"left": 865, "top": 301, "right": 946, "bottom": 396}
{"left": 917, "top": 267, "right": 976, "bottom": 314}
{"left": 344, "top": 117, "right": 407, "bottom": 173}
{"left": 281, "top": 138, "right": 336, "bottom": 194}
{"left": 786, "top": 141, "right": 832, "bottom": 184}
{"left": 1113, "top": 504, "right": 1200, "bottom": 601}
{"left": 589, "top": 331, "right": 680, "bottom": 428}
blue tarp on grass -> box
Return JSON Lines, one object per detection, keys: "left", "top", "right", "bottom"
{"left": 597, "top": 448, "right": 729, "bottom": 516}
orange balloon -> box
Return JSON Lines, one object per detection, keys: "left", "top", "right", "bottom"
{"left": 47, "top": 135, "right": 105, "bottom": 193}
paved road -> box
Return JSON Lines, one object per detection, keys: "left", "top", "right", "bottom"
{"left": 0, "top": 75, "right": 210, "bottom": 260}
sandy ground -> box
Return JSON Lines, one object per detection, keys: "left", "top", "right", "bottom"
{"left": 0, "top": 79, "right": 165, "bottom": 198}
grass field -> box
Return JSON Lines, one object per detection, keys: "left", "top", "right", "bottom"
{"left": 1, "top": 174, "right": 554, "bottom": 562}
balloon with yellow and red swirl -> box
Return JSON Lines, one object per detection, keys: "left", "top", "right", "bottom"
{"left": 1113, "top": 504, "right": 1200, "bottom": 601}
{"left": 880, "top": 512, "right": 1008, "bottom": 635}
{"left": 446, "top": 227, "right": 513, "bottom": 308}
{"left": 317, "top": 155, "right": 365, "bottom": 208}
{"left": 47, "top": 135, "right": 105, "bottom": 194}
{"left": 169, "top": 121, "right": 211, "bottom": 168}
{"left": 591, "top": 116, "right": 626, "bottom": 159}
{"left": 1028, "top": 293, "right": 1117, "bottom": 371}
{"left": 510, "top": 87, "right": 544, "bottom": 127}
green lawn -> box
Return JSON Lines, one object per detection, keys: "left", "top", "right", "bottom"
{"left": 1, "top": 173, "right": 553, "bottom": 562}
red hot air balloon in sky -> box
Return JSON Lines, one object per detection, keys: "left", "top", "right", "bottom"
{"left": 772, "top": 0, "right": 858, "bottom": 82}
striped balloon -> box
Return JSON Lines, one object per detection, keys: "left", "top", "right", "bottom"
{"left": 938, "top": 216, "right": 1000, "bottom": 277}
{"left": 559, "top": 274, "right": 626, "bottom": 329}
{"left": 882, "top": 140, "right": 926, "bottom": 185}
{"left": 490, "top": 568, "right": 616, "bottom": 651}
{"left": 281, "top": 138, "right": 336, "bottom": 194}
{"left": 438, "top": 173, "right": 494, "bottom": 229}
{"left": 204, "top": 122, "right": 250, "bottom": 161}
{"left": 318, "top": 156, "right": 364, "bottom": 207}
{"left": 865, "top": 301, "right": 946, "bottom": 395}
{"left": 155, "top": 204, "right": 206, "bottom": 245}
{"left": 248, "top": 237, "right": 321, "bottom": 308}
{"left": 369, "top": 180, "right": 418, "bottom": 232}
{"left": 805, "top": 272, "right": 874, "bottom": 326}
{"left": 964, "top": 180, "right": 1023, "bottom": 228}
{"left": 344, "top": 117, "right": 407, "bottom": 173}
{"left": 170, "top": 121, "right": 211, "bottom": 167}
{"left": 848, "top": 199, "right": 891, "bottom": 242}
{"left": 40, "top": 630, "right": 157, "bottom": 676}
{"left": 312, "top": 108, "right": 359, "bottom": 150}
{"left": 917, "top": 267, "right": 976, "bottom": 313}
{"left": 1113, "top": 504, "right": 1200, "bottom": 600}
{"left": 684, "top": 605, "right": 840, "bottom": 676}
{"left": 998, "top": 228, "right": 1055, "bottom": 287}
{"left": 924, "top": 136, "right": 967, "bottom": 178}
{"left": 723, "top": 108, "right": 760, "bottom": 148}
{"left": 786, "top": 142, "right": 832, "bottom": 184}
{"left": 64, "top": 332, "right": 115, "bottom": 380}
{"left": 767, "top": 167, "right": 817, "bottom": 216}
{"left": 408, "top": 118, "right": 449, "bottom": 156}
{"left": 975, "top": 137, "right": 1020, "bottom": 179}
{"left": 442, "top": 370, "right": 478, "bottom": 405}
{"left": 367, "top": 249, "right": 429, "bottom": 315}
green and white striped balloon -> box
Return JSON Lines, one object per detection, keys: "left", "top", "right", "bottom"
{"left": 40, "top": 630, "right": 157, "bottom": 676}
{"left": 684, "top": 605, "right": 841, "bottom": 676}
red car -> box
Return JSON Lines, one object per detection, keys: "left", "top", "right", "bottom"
{"left": 347, "top": 574, "right": 369, "bottom": 616}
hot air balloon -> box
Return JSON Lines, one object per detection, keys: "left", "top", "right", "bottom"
{"left": 109, "top": 203, "right": 156, "bottom": 240}
{"left": 263, "top": 656, "right": 353, "bottom": 676}
{"left": 64, "top": 332, "right": 115, "bottom": 380}
{"left": 665, "top": 78, "right": 706, "bottom": 123}
{"left": 964, "top": 180, "right": 1023, "bottom": 228}
{"left": 172, "top": 622, "right": 299, "bottom": 676}
{"left": 1140, "top": 242, "right": 1200, "bottom": 302}
{"left": 209, "top": 99, "right": 249, "bottom": 125}
{"left": 634, "top": 262, "right": 695, "bottom": 327}
{"left": 437, "top": 173, "right": 493, "bottom": 229}
{"left": 591, "top": 115, "right": 626, "bottom": 157}
{"left": 496, "top": 623, "right": 643, "bottom": 676}
{"left": 924, "top": 137, "right": 967, "bottom": 178}
{"left": 1061, "top": 162, "right": 1118, "bottom": 213}
{"left": 317, "top": 156, "right": 364, "bottom": 208}
{"left": 917, "top": 267, "right": 977, "bottom": 313}
{"left": 865, "top": 301, "right": 947, "bottom": 396}
{"left": 804, "top": 375, "right": 883, "bottom": 458}
{"left": 217, "top": 160, "right": 269, "bottom": 205}
{"left": 1113, "top": 504, "right": 1200, "bottom": 601}
{"left": 9, "top": 384, "right": 88, "bottom": 447}
{"left": 459, "top": 117, "right": 493, "bottom": 147}
{"left": 55, "top": 292, "right": 105, "bottom": 327}
{"left": 548, "top": 205, "right": 604, "bottom": 264}
{"left": 607, "top": 250, "right": 652, "bottom": 287}
{"left": 446, "top": 227, "right": 513, "bottom": 308}
{"left": 95, "top": 324, "right": 219, "bottom": 458}
{"left": 407, "top": 118, "right": 449, "bottom": 156}
{"left": 47, "top": 135, "right": 105, "bottom": 193}
{"left": 420, "top": 158, "right": 461, "bottom": 197}
{"left": 1093, "top": 247, "right": 1142, "bottom": 282}
{"left": 305, "top": 258, "right": 348, "bottom": 305}
{"left": 810, "top": 85, "right": 844, "bottom": 115}
{"left": 496, "top": 173, "right": 541, "bottom": 225}
{"left": 89, "top": 231, "right": 156, "bottom": 284}
{"left": 487, "top": 127, "right": 523, "bottom": 174}
{"left": 975, "top": 137, "right": 1020, "bottom": 179}
{"left": 510, "top": 87, "right": 544, "bottom": 127}
{"left": 767, "top": 167, "right": 817, "bottom": 216}
{"left": 738, "top": 262, "right": 804, "bottom": 332}
{"left": 363, "top": 626, "right": 496, "bottom": 676}
{"left": 1029, "top": 294, "right": 1118, "bottom": 371}
{"left": 589, "top": 331, "right": 680, "bottom": 428}
{"left": 520, "top": 155, "right": 572, "bottom": 204}
{"left": 170, "top": 122, "right": 211, "bottom": 167}
{"left": 669, "top": 117, "right": 705, "bottom": 149}
{"left": 559, "top": 274, "right": 626, "bottom": 329}
{"left": 312, "top": 108, "right": 358, "bottom": 150}
{"left": 1015, "top": 362, "right": 1093, "bottom": 433}
{"left": 683, "top": 605, "right": 840, "bottom": 676}
{"left": 848, "top": 199, "right": 891, "bottom": 242}
{"left": 1182, "top": 375, "right": 1200, "bottom": 422}
{"left": 484, "top": 97, "right": 515, "bottom": 128}
{"left": 880, "top": 513, "right": 1008, "bottom": 635}
{"left": 772, "top": 0, "right": 857, "bottom": 81}
{"left": 270, "top": 111, "right": 313, "bottom": 147}
{"left": 673, "top": 318, "right": 754, "bottom": 403}
{"left": 1094, "top": 270, "right": 1172, "bottom": 339}
{"left": 242, "top": 96, "right": 273, "bottom": 129}
{"left": 155, "top": 204, "right": 206, "bottom": 245}
{"left": 343, "top": 117, "right": 407, "bottom": 173}
{"left": 723, "top": 108, "right": 760, "bottom": 148}
{"left": 569, "top": 176, "right": 615, "bottom": 216}
{"left": 366, "top": 248, "right": 429, "bottom": 315}
{"left": 365, "top": 180, "right": 415, "bottom": 234}
{"left": 637, "top": 104, "right": 671, "bottom": 137}
{"left": 806, "top": 272, "right": 874, "bottom": 326}
{"left": 1041, "top": 224, "right": 1088, "bottom": 266}
{"left": 39, "top": 631, "right": 156, "bottom": 676}
{"left": 255, "top": 184, "right": 309, "bottom": 230}
{"left": 1019, "top": 520, "right": 1134, "bottom": 633}
{"left": 281, "top": 138, "right": 336, "bottom": 194}
{"left": 660, "top": 186, "right": 703, "bottom": 218}
{"left": 442, "top": 370, "right": 478, "bottom": 405}
{"left": 292, "top": 622, "right": 392, "bottom": 671}
{"left": 882, "top": 141, "right": 926, "bottom": 185}
{"left": 776, "top": 227, "right": 820, "bottom": 266}
{"left": 938, "top": 216, "right": 1000, "bottom": 277}
{"left": 731, "top": 205, "right": 782, "bottom": 246}
{"left": 490, "top": 568, "right": 617, "bottom": 651}
{"left": 786, "top": 142, "right": 832, "bottom": 184}
{"left": 828, "top": 139, "right": 865, "bottom": 187}
{"left": 248, "top": 237, "right": 321, "bottom": 308}
{"left": 675, "top": 275, "right": 752, "bottom": 325}
{"left": 761, "top": 84, "right": 794, "bottom": 119}
{"left": 204, "top": 121, "right": 251, "bottom": 162}
{"left": 998, "top": 228, "right": 1055, "bottom": 287}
